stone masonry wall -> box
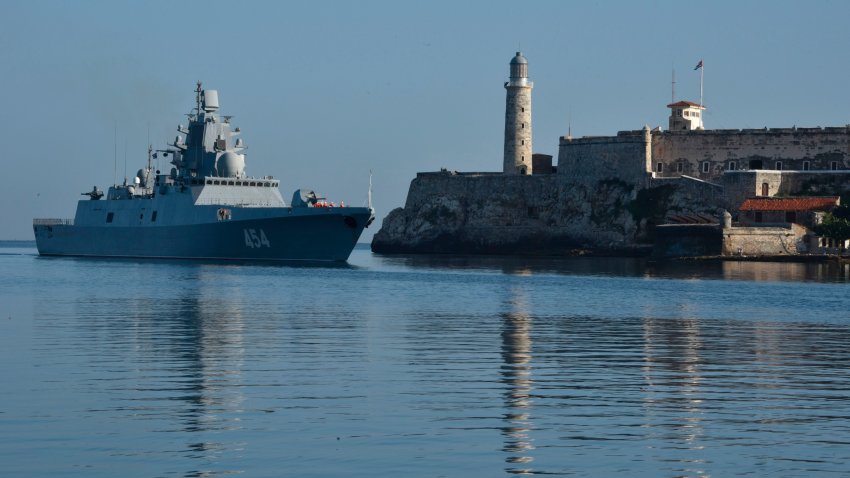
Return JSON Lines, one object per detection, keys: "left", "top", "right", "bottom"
{"left": 372, "top": 171, "right": 649, "bottom": 254}
{"left": 652, "top": 127, "right": 850, "bottom": 181}
{"left": 557, "top": 129, "right": 652, "bottom": 187}
{"left": 722, "top": 224, "right": 808, "bottom": 256}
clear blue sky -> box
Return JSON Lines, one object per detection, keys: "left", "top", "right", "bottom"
{"left": 2, "top": 0, "right": 848, "bottom": 240}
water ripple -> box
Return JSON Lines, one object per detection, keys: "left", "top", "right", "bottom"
{"left": 1, "top": 248, "right": 850, "bottom": 476}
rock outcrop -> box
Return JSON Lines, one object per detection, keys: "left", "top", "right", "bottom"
{"left": 371, "top": 171, "right": 720, "bottom": 255}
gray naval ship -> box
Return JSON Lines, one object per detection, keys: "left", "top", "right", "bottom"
{"left": 33, "top": 83, "right": 374, "bottom": 262}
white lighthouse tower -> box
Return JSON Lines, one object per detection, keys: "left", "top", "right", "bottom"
{"left": 503, "top": 52, "right": 533, "bottom": 175}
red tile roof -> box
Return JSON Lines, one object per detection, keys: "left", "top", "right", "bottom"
{"left": 739, "top": 196, "right": 840, "bottom": 212}
{"left": 666, "top": 100, "right": 705, "bottom": 109}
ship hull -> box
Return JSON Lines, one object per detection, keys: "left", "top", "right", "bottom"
{"left": 34, "top": 209, "right": 372, "bottom": 262}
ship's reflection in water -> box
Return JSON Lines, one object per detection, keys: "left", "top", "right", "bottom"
{"left": 13, "top": 247, "right": 850, "bottom": 477}
{"left": 67, "top": 264, "right": 248, "bottom": 476}
{"left": 501, "top": 286, "right": 534, "bottom": 474}
{"left": 171, "top": 286, "right": 246, "bottom": 457}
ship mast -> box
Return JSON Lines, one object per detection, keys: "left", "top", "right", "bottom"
{"left": 368, "top": 170, "right": 373, "bottom": 210}
{"left": 195, "top": 81, "right": 202, "bottom": 117}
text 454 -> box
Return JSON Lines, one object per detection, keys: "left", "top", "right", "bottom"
{"left": 244, "top": 228, "right": 271, "bottom": 248}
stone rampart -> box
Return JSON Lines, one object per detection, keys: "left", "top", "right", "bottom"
{"left": 372, "top": 171, "right": 650, "bottom": 254}
{"left": 557, "top": 129, "right": 651, "bottom": 187}
{"left": 652, "top": 127, "right": 850, "bottom": 181}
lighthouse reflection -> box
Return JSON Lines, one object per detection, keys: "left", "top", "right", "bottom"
{"left": 500, "top": 286, "right": 535, "bottom": 474}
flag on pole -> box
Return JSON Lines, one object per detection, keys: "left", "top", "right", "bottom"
{"left": 694, "top": 60, "right": 703, "bottom": 70}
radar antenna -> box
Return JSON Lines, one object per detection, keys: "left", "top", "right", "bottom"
{"left": 195, "top": 81, "right": 203, "bottom": 115}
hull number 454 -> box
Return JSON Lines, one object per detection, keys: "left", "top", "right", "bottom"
{"left": 244, "top": 228, "right": 271, "bottom": 248}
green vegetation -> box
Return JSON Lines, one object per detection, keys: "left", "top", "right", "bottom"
{"left": 797, "top": 179, "right": 850, "bottom": 202}
{"left": 815, "top": 204, "right": 850, "bottom": 241}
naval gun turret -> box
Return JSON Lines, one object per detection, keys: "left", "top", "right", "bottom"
{"left": 292, "top": 189, "right": 319, "bottom": 207}
{"left": 81, "top": 186, "right": 103, "bottom": 200}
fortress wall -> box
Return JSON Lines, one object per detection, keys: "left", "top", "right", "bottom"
{"left": 373, "top": 171, "right": 649, "bottom": 254}
{"left": 649, "top": 176, "right": 725, "bottom": 217}
{"left": 376, "top": 172, "right": 571, "bottom": 254}
{"left": 405, "top": 172, "right": 552, "bottom": 216}
{"left": 557, "top": 130, "right": 651, "bottom": 187}
{"left": 721, "top": 224, "right": 807, "bottom": 256}
{"left": 652, "top": 127, "right": 850, "bottom": 181}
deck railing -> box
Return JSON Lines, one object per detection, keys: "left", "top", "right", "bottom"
{"left": 33, "top": 218, "right": 74, "bottom": 226}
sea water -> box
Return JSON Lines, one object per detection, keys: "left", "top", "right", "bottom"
{"left": 2, "top": 243, "right": 850, "bottom": 477}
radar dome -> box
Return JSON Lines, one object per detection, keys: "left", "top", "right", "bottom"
{"left": 216, "top": 152, "right": 245, "bottom": 178}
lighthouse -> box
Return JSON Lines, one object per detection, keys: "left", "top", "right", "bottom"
{"left": 503, "top": 52, "right": 533, "bottom": 175}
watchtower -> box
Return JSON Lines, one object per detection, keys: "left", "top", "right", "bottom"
{"left": 503, "top": 52, "right": 534, "bottom": 174}
{"left": 667, "top": 101, "right": 705, "bottom": 131}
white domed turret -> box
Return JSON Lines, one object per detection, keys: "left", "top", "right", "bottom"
{"left": 216, "top": 152, "right": 245, "bottom": 178}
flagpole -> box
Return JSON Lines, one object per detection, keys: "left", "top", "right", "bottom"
{"left": 699, "top": 60, "right": 704, "bottom": 108}
{"left": 671, "top": 66, "right": 676, "bottom": 103}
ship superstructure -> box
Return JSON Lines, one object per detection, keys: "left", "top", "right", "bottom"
{"left": 33, "top": 83, "right": 374, "bottom": 261}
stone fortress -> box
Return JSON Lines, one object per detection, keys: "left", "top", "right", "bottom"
{"left": 371, "top": 52, "right": 850, "bottom": 256}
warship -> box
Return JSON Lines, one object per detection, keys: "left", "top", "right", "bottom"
{"left": 33, "top": 83, "right": 374, "bottom": 262}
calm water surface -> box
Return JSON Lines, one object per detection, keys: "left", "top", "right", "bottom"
{"left": 2, "top": 243, "right": 850, "bottom": 477}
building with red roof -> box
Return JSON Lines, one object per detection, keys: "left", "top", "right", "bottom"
{"left": 738, "top": 196, "right": 839, "bottom": 227}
